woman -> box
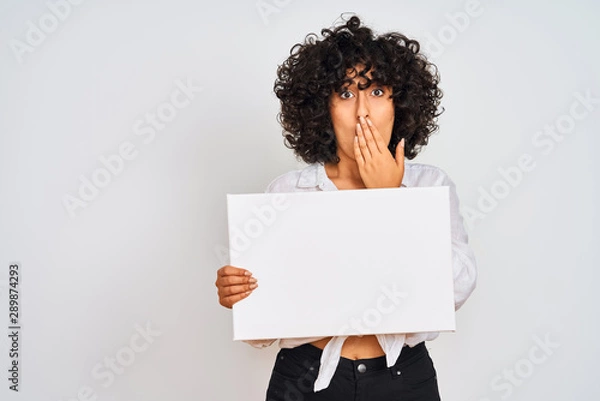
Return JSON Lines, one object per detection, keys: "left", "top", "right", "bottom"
{"left": 215, "top": 15, "right": 477, "bottom": 400}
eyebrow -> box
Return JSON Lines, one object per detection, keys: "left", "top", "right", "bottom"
{"left": 339, "top": 80, "right": 387, "bottom": 90}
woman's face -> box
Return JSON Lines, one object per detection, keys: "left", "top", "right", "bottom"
{"left": 328, "top": 65, "right": 395, "bottom": 162}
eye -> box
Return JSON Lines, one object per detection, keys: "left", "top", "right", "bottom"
{"left": 372, "top": 88, "right": 385, "bottom": 97}
{"left": 339, "top": 89, "right": 354, "bottom": 99}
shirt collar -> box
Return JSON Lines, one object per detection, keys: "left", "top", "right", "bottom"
{"left": 297, "top": 163, "right": 327, "bottom": 189}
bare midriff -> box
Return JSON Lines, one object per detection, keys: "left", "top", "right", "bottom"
{"left": 310, "top": 335, "right": 385, "bottom": 359}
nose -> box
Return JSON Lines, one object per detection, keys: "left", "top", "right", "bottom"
{"left": 356, "top": 90, "right": 369, "bottom": 121}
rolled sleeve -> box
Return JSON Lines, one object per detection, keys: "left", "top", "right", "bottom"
{"left": 242, "top": 339, "right": 277, "bottom": 349}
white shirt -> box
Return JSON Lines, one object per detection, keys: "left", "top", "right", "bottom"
{"left": 243, "top": 161, "right": 478, "bottom": 392}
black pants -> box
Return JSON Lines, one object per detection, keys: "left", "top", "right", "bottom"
{"left": 266, "top": 342, "right": 441, "bottom": 401}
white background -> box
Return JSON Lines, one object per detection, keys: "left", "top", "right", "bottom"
{"left": 0, "top": 0, "right": 598, "bottom": 400}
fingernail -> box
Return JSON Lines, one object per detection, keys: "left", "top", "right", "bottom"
{"left": 244, "top": 271, "right": 252, "bottom": 276}
{"left": 249, "top": 283, "right": 258, "bottom": 289}
{"left": 248, "top": 277, "right": 257, "bottom": 283}
{"left": 400, "top": 138, "right": 405, "bottom": 148}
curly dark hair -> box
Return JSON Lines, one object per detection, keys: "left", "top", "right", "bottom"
{"left": 274, "top": 15, "right": 444, "bottom": 164}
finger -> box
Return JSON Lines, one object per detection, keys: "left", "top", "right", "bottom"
{"left": 215, "top": 276, "right": 257, "bottom": 288}
{"left": 359, "top": 116, "right": 380, "bottom": 155}
{"left": 354, "top": 135, "right": 365, "bottom": 167}
{"left": 217, "top": 275, "right": 257, "bottom": 287}
{"left": 366, "top": 117, "right": 387, "bottom": 153}
{"left": 356, "top": 122, "right": 372, "bottom": 162}
{"left": 219, "top": 282, "right": 258, "bottom": 297}
{"left": 218, "top": 265, "right": 252, "bottom": 277}
{"left": 220, "top": 291, "right": 252, "bottom": 309}
{"left": 395, "top": 138, "right": 405, "bottom": 166}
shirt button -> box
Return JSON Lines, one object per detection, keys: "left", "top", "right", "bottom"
{"left": 357, "top": 363, "right": 367, "bottom": 373}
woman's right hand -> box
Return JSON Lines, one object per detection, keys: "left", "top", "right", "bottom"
{"left": 215, "top": 265, "right": 258, "bottom": 309}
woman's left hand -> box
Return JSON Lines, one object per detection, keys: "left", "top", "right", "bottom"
{"left": 354, "top": 116, "right": 405, "bottom": 188}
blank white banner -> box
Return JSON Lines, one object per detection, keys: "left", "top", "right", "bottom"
{"left": 227, "top": 186, "right": 455, "bottom": 341}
